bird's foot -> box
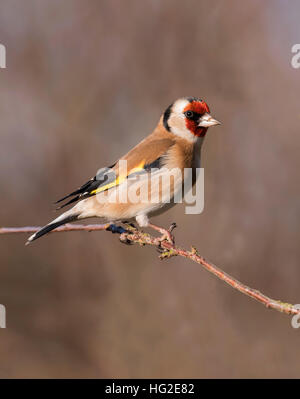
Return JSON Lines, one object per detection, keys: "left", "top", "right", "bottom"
{"left": 122, "top": 221, "right": 137, "bottom": 231}
{"left": 106, "top": 224, "right": 127, "bottom": 235}
{"left": 148, "top": 222, "right": 177, "bottom": 246}
{"left": 107, "top": 223, "right": 133, "bottom": 245}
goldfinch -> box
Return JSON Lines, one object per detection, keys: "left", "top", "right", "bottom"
{"left": 27, "top": 97, "right": 220, "bottom": 244}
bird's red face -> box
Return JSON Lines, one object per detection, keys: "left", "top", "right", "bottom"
{"left": 183, "top": 100, "right": 211, "bottom": 137}
{"left": 163, "top": 97, "right": 220, "bottom": 142}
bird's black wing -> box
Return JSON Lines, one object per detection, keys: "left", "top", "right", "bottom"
{"left": 55, "top": 163, "right": 117, "bottom": 209}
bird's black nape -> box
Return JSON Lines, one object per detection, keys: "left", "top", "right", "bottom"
{"left": 163, "top": 102, "right": 173, "bottom": 132}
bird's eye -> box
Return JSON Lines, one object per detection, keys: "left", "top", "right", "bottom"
{"left": 185, "top": 110, "right": 194, "bottom": 119}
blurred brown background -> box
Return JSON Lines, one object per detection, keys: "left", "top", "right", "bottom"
{"left": 0, "top": 0, "right": 300, "bottom": 378}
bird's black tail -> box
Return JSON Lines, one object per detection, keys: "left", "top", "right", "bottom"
{"left": 26, "top": 212, "right": 79, "bottom": 245}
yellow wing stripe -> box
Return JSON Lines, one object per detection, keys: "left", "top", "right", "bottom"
{"left": 90, "top": 160, "right": 146, "bottom": 195}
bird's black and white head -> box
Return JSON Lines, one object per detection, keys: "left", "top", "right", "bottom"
{"left": 163, "top": 97, "right": 220, "bottom": 142}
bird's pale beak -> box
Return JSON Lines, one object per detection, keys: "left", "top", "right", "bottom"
{"left": 198, "top": 113, "right": 221, "bottom": 127}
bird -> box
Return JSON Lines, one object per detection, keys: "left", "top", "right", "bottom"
{"left": 26, "top": 97, "right": 220, "bottom": 245}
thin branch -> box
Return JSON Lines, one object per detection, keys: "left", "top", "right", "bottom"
{"left": 0, "top": 224, "right": 108, "bottom": 234}
{"left": 1, "top": 224, "right": 299, "bottom": 316}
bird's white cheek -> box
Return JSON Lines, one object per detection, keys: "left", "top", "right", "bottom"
{"left": 172, "top": 125, "right": 198, "bottom": 143}
{"left": 169, "top": 115, "right": 198, "bottom": 143}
